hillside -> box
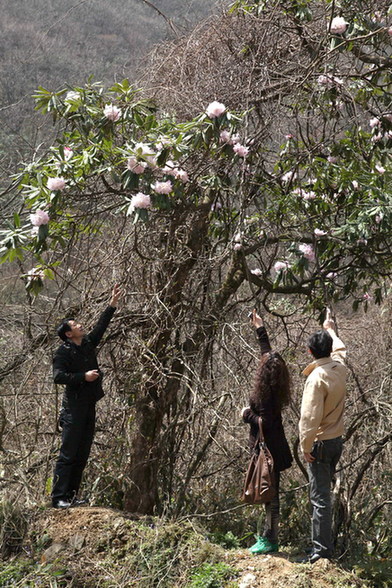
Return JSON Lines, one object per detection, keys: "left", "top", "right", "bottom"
{"left": 0, "top": 0, "right": 222, "bottom": 174}
{"left": 0, "top": 506, "right": 375, "bottom": 587}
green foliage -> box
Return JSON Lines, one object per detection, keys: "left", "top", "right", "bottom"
{"left": 354, "top": 556, "right": 392, "bottom": 588}
{"left": 0, "top": 560, "right": 68, "bottom": 587}
{"left": 2, "top": 66, "right": 392, "bottom": 311}
{"left": 208, "top": 531, "right": 241, "bottom": 549}
{"left": 188, "top": 562, "right": 238, "bottom": 588}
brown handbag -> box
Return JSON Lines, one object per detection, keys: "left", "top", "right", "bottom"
{"left": 241, "top": 417, "right": 276, "bottom": 504}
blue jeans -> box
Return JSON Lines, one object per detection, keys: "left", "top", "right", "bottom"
{"left": 308, "top": 437, "right": 343, "bottom": 558}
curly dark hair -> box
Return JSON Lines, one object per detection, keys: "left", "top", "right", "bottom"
{"left": 249, "top": 351, "right": 291, "bottom": 413}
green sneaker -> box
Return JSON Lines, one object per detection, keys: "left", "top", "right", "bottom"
{"left": 249, "top": 537, "right": 278, "bottom": 555}
{"left": 249, "top": 537, "right": 267, "bottom": 554}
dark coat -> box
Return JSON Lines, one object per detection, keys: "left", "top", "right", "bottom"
{"left": 242, "top": 326, "right": 293, "bottom": 472}
{"left": 53, "top": 306, "right": 115, "bottom": 403}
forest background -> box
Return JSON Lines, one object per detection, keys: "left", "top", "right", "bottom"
{"left": 0, "top": 0, "right": 391, "bottom": 586}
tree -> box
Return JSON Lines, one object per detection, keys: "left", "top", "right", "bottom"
{"left": 1, "top": 0, "right": 391, "bottom": 517}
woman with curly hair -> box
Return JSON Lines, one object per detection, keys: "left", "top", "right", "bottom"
{"left": 242, "top": 310, "right": 293, "bottom": 554}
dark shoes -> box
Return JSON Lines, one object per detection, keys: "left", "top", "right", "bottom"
{"left": 297, "top": 552, "right": 330, "bottom": 564}
{"left": 53, "top": 499, "right": 72, "bottom": 509}
{"left": 52, "top": 497, "right": 89, "bottom": 509}
{"left": 71, "top": 498, "right": 89, "bottom": 507}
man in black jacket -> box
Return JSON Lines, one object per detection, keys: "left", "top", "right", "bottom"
{"left": 51, "top": 284, "right": 121, "bottom": 508}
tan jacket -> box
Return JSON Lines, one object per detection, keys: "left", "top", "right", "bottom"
{"left": 299, "top": 329, "right": 347, "bottom": 453}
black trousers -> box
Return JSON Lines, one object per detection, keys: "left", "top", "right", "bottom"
{"left": 52, "top": 398, "right": 96, "bottom": 504}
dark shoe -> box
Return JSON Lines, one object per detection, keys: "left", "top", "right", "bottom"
{"left": 297, "top": 553, "right": 328, "bottom": 564}
{"left": 53, "top": 499, "right": 72, "bottom": 509}
{"left": 71, "top": 497, "right": 89, "bottom": 507}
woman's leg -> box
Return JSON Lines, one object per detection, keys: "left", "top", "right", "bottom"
{"left": 262, "top": 470, "right": 280, "bottom": 544}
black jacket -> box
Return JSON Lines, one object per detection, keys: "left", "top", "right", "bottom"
{"left": 243, "top": 326, "right": 293, "bottom": 472}
{"left": 53, "top": 306, "right": 116, "bottom": 403}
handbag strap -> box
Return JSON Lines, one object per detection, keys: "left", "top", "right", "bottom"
{"left": 257, "top": 417, "right": 266, "bottom": 443}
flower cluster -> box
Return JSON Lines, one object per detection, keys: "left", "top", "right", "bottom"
{"left": 206, "top": 101, "right": 226, "bottom": 118}
{"left": 152, "top": 180, "right": 173, "bottom": 195}
{"left": 233, "top": 143, "right": 249, "bottom": 158}
{"left": 219, "top": 130, "right": 240, "bottom": 145}
{"left": 130, "top": 192, "right": 151, "bottom": 210}
{"left": 127, "top": 157, "right": 147, "bottom": 174}
{"left": 274, "top": 261, "right": 290, "bottom": 272}
{"left": 47, "top": 177, "right": 66, "bottom": 191}
{"left": 298, "top": 243, "right": 315, "bottom": 261}
{"left": 292, "top": 188, "right": 317, "bottom": 200}
{"left": 30, "top": 209, "right": 49, "bottom": 226}
{"left": 330, "top": 16, "right": 348, "bottom": 35}
{"left": 317, "top": 74, "right": 343, "bottom": 88}
{"left": 104, "top": 104, "right": 121, "bottom": 122}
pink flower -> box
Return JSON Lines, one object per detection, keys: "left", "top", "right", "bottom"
{"left": 206, "top": 101, "right": 226, "bottom": 118}
{"left": 375, "top": 164, "right": 385, "bottom": 174}
{"left": 175, "top": 169, "right": 189, "bottom": 183}
{"left": 233, "top": 143, "right": 249, "bottom": 157}
{"left": 314, "top": 228, "right": 327, "bottom": 237}
{"left": 327, "top": 156, "right": 338, "bottom": 164}
{"left": 234, "top": 232, "right": 242, "bottom": 243}
{"left": 318, "top": 74, "right": 342, "bottom": 88}
{"left": 282, "top": 170, "right": 296, "bottom": 183}
{"left": 352, "top": 180, "right": 359, "bottom": 190}
{"left": 303, "top": 190, "right": 317, "bottom": 201}
{"left": 162, "top": 161, "right": 177, "bottom": 176}
{"left": 152, "top": 180, "right": 173, "bottom": 194}
{"left": 330, "top": 16, "right": 348, "bottom": 34}
{"left": 30, "top": 209, "right": 49, "bottom": 226}
{"left": 233, "top": 243, "right": 242, "bottom": 251}
{"left": 127, "top": 157, "right": 147, "bottom": 174}
{"left": 251, "top": 268, "right": 263, "bottom": 277}
{"left": 363, "top": 292, "right": 372, "bottom": 301}
{"left": 231, "top": 133, "right": 241, "bottom": 144}
{"left": 299, "top": 243, "right": 315, "bottom": 261}
{"left": 104, "top": 104, "right": 121, "bottom": 121}
{"left": 274, "top": 261, "right": 290, "bottom": 272}
{"left": 372, "top": 133, "right": 383, "bottom": 143}
{"left": 131, "top": 192, "right": 151, "bottom": 210}
{"left": 285, "top": 134, "right": 294, "bottom": 140}
{"left": 327, "top": 272, "right": 338, "bottom": 279}
{"left": 64, "top": 147, "right": 73, "bottom": 160}
{"left": 47, "top": 177, "right": 66, "bottom": 191}
{"left": 219, "top": 130, "right": 231, "bottom": 143}
{"left": 369, "top": 117, "right": 381, "bottom": 128}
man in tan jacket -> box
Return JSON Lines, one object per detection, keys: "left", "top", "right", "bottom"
{"left": 299, "top": 309, "right": 347, "bottom": 563}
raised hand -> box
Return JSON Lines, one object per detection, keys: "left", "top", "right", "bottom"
{"left": 323, "top": 307, "right": 335, "bottom": 331}
{"left": 109, "top": 283, "right": 122, "bottom": 307}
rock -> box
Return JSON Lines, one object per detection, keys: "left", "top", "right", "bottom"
{"left": 68, "top": 533, "right": 86, "bottom": 551}
{"left": 41, "top": 542, "right": 66, "bottom": 563}
{"left": 239, "top": 572, "right": 257, "bottom": 588}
